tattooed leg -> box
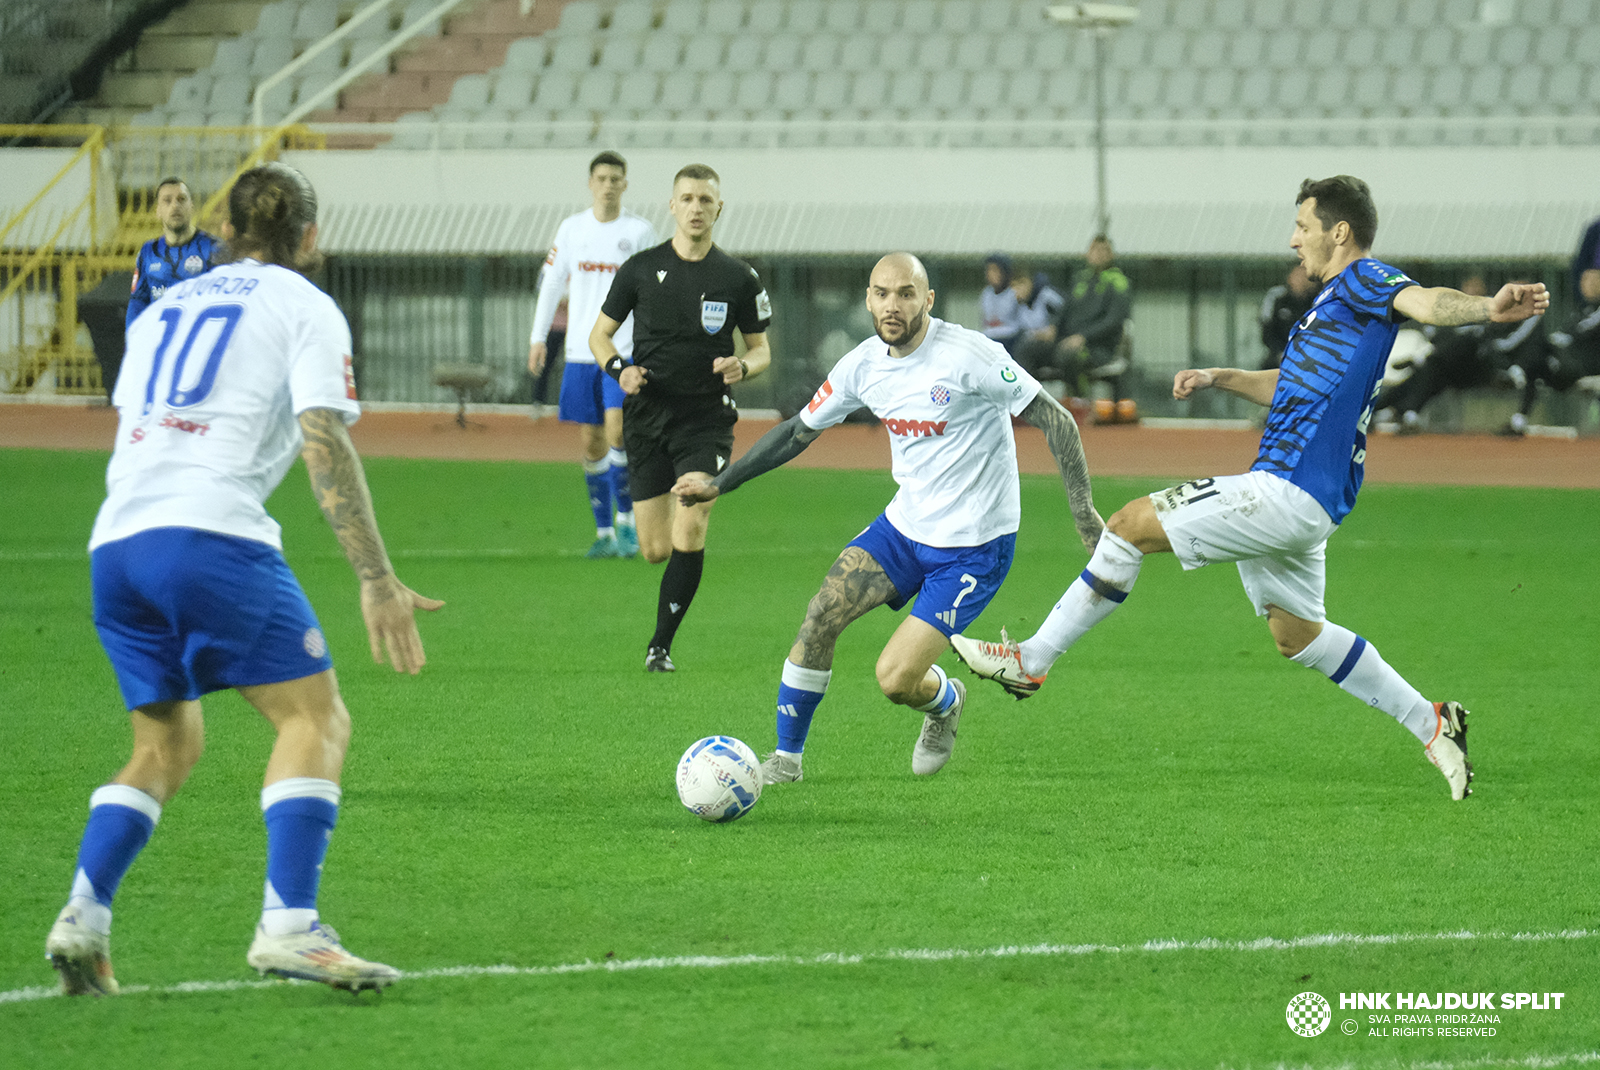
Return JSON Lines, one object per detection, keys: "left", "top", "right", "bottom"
{"left": 789, "top": 546, "right": 899, "bottom": 671}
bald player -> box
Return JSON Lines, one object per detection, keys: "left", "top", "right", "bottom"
{"left": 673, "top": 253, "right": 1104, "bottom": 784}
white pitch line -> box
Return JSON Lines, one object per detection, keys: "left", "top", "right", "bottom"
{"left": 3, "top": 927, "right": 1592, "bottom": 1006}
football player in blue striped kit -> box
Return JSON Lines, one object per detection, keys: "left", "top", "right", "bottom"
{"left": 126, "top": 177, "right": 219, "bottom": 329}
{"left": 953, "top": 176, "right": 1548, "bottom": 802}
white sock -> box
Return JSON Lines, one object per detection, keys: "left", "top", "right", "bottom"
{"left": 1018, "top": 532, "right": 1143, "bottom": 677}
{"left": 1290, "top": 621, "right": 1436, "bottom": 743}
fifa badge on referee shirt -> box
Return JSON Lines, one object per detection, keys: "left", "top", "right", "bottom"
{"left": 701, "top": 300, "right": 728, "bottom": 334}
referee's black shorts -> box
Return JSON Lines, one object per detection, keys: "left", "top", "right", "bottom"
{"left": 622, "top": 391, "right": 738, "bottom": 501}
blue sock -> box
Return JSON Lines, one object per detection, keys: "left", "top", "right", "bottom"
{"left": 775, "top": 660, "right": 831, "bottom": 754}
{"left": 608, "top": 446, "right": 634, "bottom": 520}
{"left": 260, "top": 778, "right": 340, "bottom": 936}
{"left": 583, "top": 457, "right": 613, "bottom": 534}
{"left": 66, "top": 785, "right": 161, "bottom": 932}
{"left": 914, "top": 664, "right": 959, "bottom": 715}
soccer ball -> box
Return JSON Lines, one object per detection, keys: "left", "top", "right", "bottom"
{"left": 676, "top": 736, "right": 762, "bottom": 823}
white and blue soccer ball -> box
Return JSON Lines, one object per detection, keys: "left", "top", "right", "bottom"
{"left": 676, "top": 736, "right": 762, "bottom": 823}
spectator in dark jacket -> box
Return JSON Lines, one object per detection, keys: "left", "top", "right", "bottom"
{"left": 1502, "top": 268, "right": 1600, "bottom": 436}
{"left": 1258, "top": 263, "right": 1317, "bottom": 370}
{"left": 1053, "top": 235, "right": 1134, "bottom": 419}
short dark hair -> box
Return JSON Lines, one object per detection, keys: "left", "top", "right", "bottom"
{"left": 1296, "top": 175, "right": 1377, "bottom": 249}
{"left": 156, "top": 177, "right": 189, "bottom": 196}
{"left": 218, "top": 162, "right": 321, "bottom": 274}
{"left": 674, "top": 163, "right": 720, "bottom": 185}
{"left": 590, "top": 151, "right": 627, "bottom": 174}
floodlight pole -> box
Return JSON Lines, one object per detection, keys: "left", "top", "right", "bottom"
{"left": 1044, "top": 5, "right": 1140, "bottom": 241}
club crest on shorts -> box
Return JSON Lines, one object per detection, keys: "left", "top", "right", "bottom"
{"left": 701, "top": 300, "right": 728, "bottom": 334}
{"left": 303, "top": 628, "right": 327, "bottom": 658}
{"left": 930, "top": 384, "right": 950, "bottom": 406}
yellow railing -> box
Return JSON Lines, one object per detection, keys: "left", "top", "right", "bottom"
{"left": 1, "top": 124, "right": 324, "bottom": 396}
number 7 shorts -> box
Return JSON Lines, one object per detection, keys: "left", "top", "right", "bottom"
{"left": 847, "top": 513, "right": 1016, "bottom": 637}
{"left": 1149, "top": 471, "right": 1339, "bottom": 622}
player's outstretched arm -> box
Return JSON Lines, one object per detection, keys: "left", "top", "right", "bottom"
{"left": 1393, "top": 282, "right": 1549, "bottom": 326}
{"left": 1174, "top": 367, "right": 1278, "bottom": 406}
{"left": 672, "top": 412, "right": 822, "bottom": 504}
{"left": 1019, "top": 392, "right": 1104, "bottom": 554}
{"left": 298, "top": 408, "right": 444, "bottom": 674}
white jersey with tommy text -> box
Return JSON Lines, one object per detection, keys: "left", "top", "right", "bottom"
{"left": 529, "top": 208, "right": 656, "bottom": 362}
{"left": 799, "top": 318, "right": 1042, "bottom": 547}
{"left": 90, "top": 259, "right": 361, "bottom": 553}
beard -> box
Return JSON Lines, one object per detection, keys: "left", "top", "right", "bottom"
{"left": 874, "top": 307, "right": 926, "bottom": 347}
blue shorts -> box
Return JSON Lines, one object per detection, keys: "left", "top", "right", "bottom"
{"left": 848, "top": 514, "right": 1016, "bottom": 637}
{"left": 558, "top": 361, "right": 627, "bottom": 425}
{"left": 92, "top": 528, "right": 334, "bottom": 710}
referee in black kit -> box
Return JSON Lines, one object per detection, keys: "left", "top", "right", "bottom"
{"left": 591, "top": 163, "right": 772, "bottom": 673}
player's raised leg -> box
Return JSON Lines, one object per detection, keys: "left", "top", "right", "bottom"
{"left": 46, "top": 700, "right": 203, "bottom": 996}
{"left": 1273, "top": 608, "right": 1473, "bottom": 800}
{"left": 241, "top": 671, "right": 400, "bottom": 991}
{"left": 953, "top": 494, "right": 1155, "bottom": 696}
{"left": 763, "top": 546, "right": 899, "bottom": 783}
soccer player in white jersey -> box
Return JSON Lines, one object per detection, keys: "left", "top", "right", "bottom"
{"left": 43, "top": 163, "right": 442, "bottom": 996}
{"left": 528, "top": 151, "right": 658, "bottom": 558}
{"left": 673, "top": 253, "right": 1103, "bottom": 781}
{"left": 953, "top": 176, "right": 1549, "bottom": 802}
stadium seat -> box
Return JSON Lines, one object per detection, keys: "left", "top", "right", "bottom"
{"left": 598, "top": 33, "right": 645, "bottom": 71}
{"left": 991, "top": 31, "right": 1033, "bottom": 71}
{"left": 609, "top": 1, "right": 654, "bottom": 33}
{"left": 1109, "top": 30, "right": 1146, "bottom": 69}
{"left": 1456, "top": 28, "right": 1492, "bottom": 66}
{"left": 1390, "top": 66, "right": 1427, "bottom": 108}
{"left": 1263, "top": 28, "right": 1300, "bottom": 68}
{"left": 502, "top": 38, "right": 546, "bottom": 71}
{"left": 1275, "top": 68, "right": 1311, "bottom": 110}
{"left": 913, "top": 35, "right": 954, "bottom": 71}
{"left": 811, "top": 69, "right": 849, "bottom": 111}
{"left": 1170, "top": 0, "right": 1207, "bottom": 27}
{"left": 558, "top": 1, "right": 603, "bottom": 33}
{"left": 698, "top": 70, "right": 735, "bottom": 109}
{"left": 1426, "top": 66, "right": 1466, "bottom": 109}
{"left": 1044, "top": 67, "right": 1087, "bottom": 110}
{"left": 1252, "top": 0, "right": 1290, "bottom": 25}
{"left": 1493, "top": 25, "right": 1532, "bottom": 65}
{"left": 1149, "top": 33, "right": 1186, "bottom": 70}
{"left": 1466, "top": 66, "right": 1508, "bottom": 111}
{"left": 1555, "top": 0, "right": 1594, "bottom": 23}
{"left": 532, "top": 70, "right": 579, "bottom": 109}
{"left": 548, "top": 34, "right": 597, "bottom": 71}
{"left": 861, "top": 2, "right": 899, "bottom": 33}
{"left": 1302, "top": 29, "right": 1340, "bottom": 67}
{"left": 1532, "top": 26, "right": 1570, "bottom": 64}
{"left": 213, "top": 37, "right": 255, "bottom": 73}
{"left": 1378, "top": 27, "right": 1417, "bottom": 65}
{"left": 705, "top": 0, "right": 745, "bottom": 31}
{"left": 168, "top": 73, "right": 213, "bottom": 109}
{"left": 878, "top": 34, "right": 912, "bottom": 70}
{"left": 1237, "top": 67, "right": 1273, "bottom": 111}
{"left": 390, "top": 111, "right": 436, "bottom": 149}
{"left": 938, "top": 0, "right": 976, "bottom": 33}
{"left": 1350, "top": 66, "right": 1392, "bottom": 110}
{"left": 763, "top": 33, "right": 800, "bottom": 69}
{"left": 967, "top": 69, "right": 1005, "bottom": 110}
{"left": 747, "top": 0, "right": 782, "bottom": 33}
{"left": 889, "top": 70, "right": 928, "bottom": 110}
{"left": 466, "top": 113, "right": 511, "bottom": 149}
{"left": 640, "top": 34, "right": 686, "bottom": 72}
{"left": 734, "top": 71, "right": 773, "bottom": 110}
{"left": 950, "top": 33, "right": 992, "bottom": 71}
{"left": 976, "top": 1, "right": 1016, "bottom": 32}
{"left": 659, "top": 69, "right": 699, "bottom": 110}
{"left": 208, "top": 108, "right": 248, "bottom": 127}
{"left": 209, "top": 74, "right": 251, "bottom": 111}
{"left": 771, "top": 70, "right": 810, "bottom": 111}
{"left": 575, "top": 70, "right": 618, "bottom": 109}
{"left": 402, "top": 0, "right": 442, "bottom": 36}
{"left": 1030, "top": 32, "right": 1075, "bottom": 71}
{"left": 447, "top": 73, "right": 492, "bottom": 111}
{"left": 492, "top": 71, "right": 535, "bottom": 108}
{"left": 1326, "top": 0, "right": 1362, "bottom": 27}
{"left": 848, "top": 69, "right": 887, "bottom": 110}
{"left": 1004, "top": 68, "right": 1042, "bottom": 109}
{"left": 682, "top": 34, "right": 728, "bottom": 72}
{"left": 901, "top": 0, "right": 937, "bottom": 32}
{"left": 823, "top": 0, "right": 863, "bottom": 33}
{"left": 839, "top": 37, "right": 877, "bottom": 71}
{"left": 615, "top": 70, "right": 660, "bottom": 111}
{"left": 785, "top": 0, "right": 825, "bottom": 33}
{"left": 293, "top": 3, "right": 337, "bottom": 42}
{"left": 1415, "top": 27, "right": 1454, "bottom": 66}
{"left": 297, "top": 44, "right": 342, "bottom": 76}
{"left": 1198, "top": 69, "right": 1235, "bottom": 111}
{"left": 1544, "top": 63, "right": 1584, "bottom": 107}
{"left": 926, "top": 70, "right": 966, "bottom": 111}
{"left": 799, "top": 35, "right": 840, "bottom": 72}
{"left": 251, "top": 37, "right": 295, "bottom": 79}
{"left": 256, "top": 1, "right": 297, "bottom": 39}
{"left": 661, "top": 0, "right": 706, "bottom": 34}
{"left": 1505, "top": 65, "right": 1544, "bottom": 110}
{"left": 1342, "top": 28, "right": 1378, "bottom": 66}
{"left": 1211, "top": 0, "right": 1249, "bottom": 28}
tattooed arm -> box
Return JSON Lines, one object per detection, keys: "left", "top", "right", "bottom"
{"left": 1394, "top": 281, "right": 1549, "bottom": 326}
{"left": 1018, "top": 392, "right": 1104, "bottom": 554}
{"left": 671, "top": 412, "right": 822, "bottom": 503}
{"left": 298, "top": 408, "right": 443, "bottom": 674}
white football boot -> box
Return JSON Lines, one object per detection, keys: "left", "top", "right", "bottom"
{"left": 911, "top": 679, "right": 964, "bottom": 776}
{"left": 45, "top": 905, "right": 118, "bottom": 997}
{"left": 1424, "top": 701, "right": 1473, "bottom": 800}
{"left": 759, "top": 751, "right": 803, "bottom": 784}
{"left": 247, "top": 922, "right": 400, "bottom": 991}
{"left": 949, "top": 629, "right": 1046, "bottom": 700}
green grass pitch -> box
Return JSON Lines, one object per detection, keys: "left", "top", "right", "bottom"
{"left": 1, "top": 446, "right": 1595, "bottom": 1068}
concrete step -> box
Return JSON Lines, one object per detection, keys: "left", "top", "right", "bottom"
{"left": 123, "top": 35, "right": 221, "bottom": 71}
{"left": 55, "top": 103, "right": 151, "bottom": 128}
{"left": 95, "top": 70, "right": 181, "bottom": 109}
{"left": 144, "top": 2, "right": 271, "bottom": 39}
